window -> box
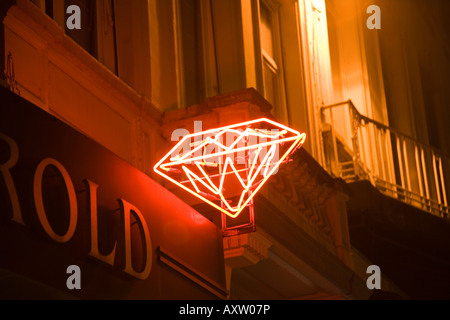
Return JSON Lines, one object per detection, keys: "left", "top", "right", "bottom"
{"left": 174, "top": 0, "right": 218, "bottom": 108}
{"left": 31, "top": 0, "right": 118, "bottom": 74}
{"left": 64, "top": 0, "right": 98, "bottom": 58}
{"left": 258, "top": 0, "right": 287, "bottom": 122}
{"left": 177, "top": 0, "right": 205, "bottom": 108}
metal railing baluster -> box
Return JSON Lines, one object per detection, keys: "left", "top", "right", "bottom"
{"left": 320, "top": 100, "right": 450, "bottom": 219}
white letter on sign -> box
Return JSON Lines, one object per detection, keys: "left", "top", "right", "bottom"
{"left": 118, "top": 198, "right": 152, "bottom": 280}
{"left": 0, "top": 133, "right": 23, "bottom": 224}
{"left": 33, "top": 158, "right": 78, "bottom": 243}
{"left": 85, "top": 179, "right": 117, "bottom": 266}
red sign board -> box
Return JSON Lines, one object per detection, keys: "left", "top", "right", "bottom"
{"left": 0, "top": 86, "right": 227, "bottom": 299}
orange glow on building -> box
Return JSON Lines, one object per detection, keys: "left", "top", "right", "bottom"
{"left": 1, "top": 0, "right": 449, "bottom": 301}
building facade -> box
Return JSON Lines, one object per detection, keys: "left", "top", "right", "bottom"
{"left": 0, "top": 0, "right": 449, "bottom": 299}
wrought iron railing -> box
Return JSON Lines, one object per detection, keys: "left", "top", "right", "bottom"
{"left": 320, "top": 100, "right": 449, "bottom": 219}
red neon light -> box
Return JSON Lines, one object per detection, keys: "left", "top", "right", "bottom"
{"left": 154, "top": 118, "right": 306, "bottom": 218}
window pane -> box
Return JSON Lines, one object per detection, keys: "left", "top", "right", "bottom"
{"left": 263, "top": 61, "right": 279, "bottom": 113}
{"left": 64, "top": 0, "right": 97, "bottom": 58}
{"left": 260, "top": 2, "right": 274, "bottom": 58}
{"left": 45, "top": 0, "right": 53, "bottom": 18}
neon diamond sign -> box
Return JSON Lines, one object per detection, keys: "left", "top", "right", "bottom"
{"left": 154, "top": 118, "right": 306, "bottom": 218}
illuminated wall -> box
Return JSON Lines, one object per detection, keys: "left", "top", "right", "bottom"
{"left": 3, "top": 0, "right": 447, "bottom": 299}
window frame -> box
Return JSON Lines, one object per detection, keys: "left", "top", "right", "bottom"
{"left": 173, "top": 0, "right": 219, "bottom": 109}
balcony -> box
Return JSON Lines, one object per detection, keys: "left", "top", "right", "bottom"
{"left": 320, "top": 100, "right": 450, "bottom": 219}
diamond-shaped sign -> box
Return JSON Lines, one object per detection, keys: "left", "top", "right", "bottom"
{"left": 154, "top": 118, "right": 306, "bottom": 218}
